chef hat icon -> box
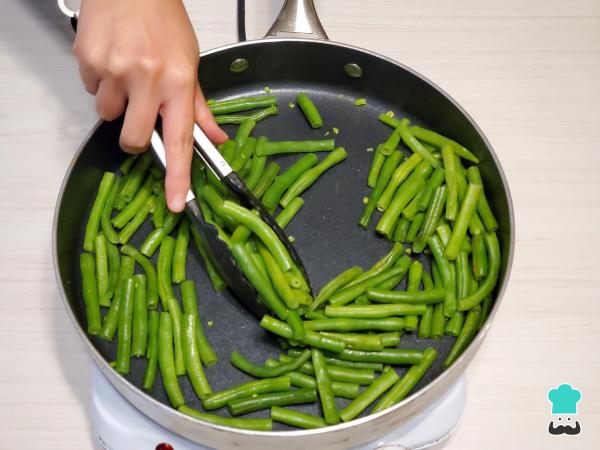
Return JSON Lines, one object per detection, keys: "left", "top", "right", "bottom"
{"left": 548, "top": 384, "right": 581, "bottom": 414}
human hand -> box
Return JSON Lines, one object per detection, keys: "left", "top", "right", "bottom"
{"left": 74, "top": 0, "right": 228, "bottom": 212}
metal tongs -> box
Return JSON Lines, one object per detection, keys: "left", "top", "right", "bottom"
{"left": 151, "top": 125, "right": 312, "bottom": 317}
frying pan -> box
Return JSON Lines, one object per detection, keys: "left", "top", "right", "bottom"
{"left": 53, "top": 1, "right": 514, "bottom": 448}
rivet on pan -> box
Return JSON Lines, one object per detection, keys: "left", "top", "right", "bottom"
{"left": 344, "top": 63, "right": 363, "bottom": 78}
{"left": 230, "top": 58, "right": 249, "bottom": 73}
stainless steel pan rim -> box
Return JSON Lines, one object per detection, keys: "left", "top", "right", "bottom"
{"left": 52, "top": 33, "right": 514, "bottom": 445}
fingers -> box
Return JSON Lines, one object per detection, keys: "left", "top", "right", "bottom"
{"left": 195, "top": 84, "right": 228, "bottom": 144}
{"left": 161, "top": 87, "right": 196, "bottom": 212}
{"left": 95, "top": 78, "right": 127, "bottom": 121}
{"left": 78, "top": 64, "right": 100, "bottom": 95}
{"left": 120, "top": 89, "right": 160, "bottom": 154}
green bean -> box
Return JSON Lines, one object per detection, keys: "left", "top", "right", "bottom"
{"left": 114, "top": 278, "right": 134, "bottom": 374}
{"left": 455, "top": 156, "right": 467, "bottom": 202}
{"left": 372, "top": 347, "right": 438, "bottom": 412}
{"left": 280, "top": 147, "right": 348, "bottom": 207}
{"left": 252, "top": 161, "right": 280, "bottom": 199}
{"left": 157, "top": 236, "right": 176, "bottom": 311}
{"left": 100, "top": 176, "right": 122, "bottom": 244}
{"left": 118, "top": 195, "right": 155, "bottom": 245}
{"left": 152, "top": 183, "right": 166, "bottom": 228}
{"left": 202, "top": 376, "right": 291, "bottom": 410}
{"left": 440, "top": 147, "right": 457, "bottom": 221}
{"left": 181, "top": 314, "right": 212, "bottom": 398}
{"left": 367, "top": 287, "right": 446, "bottom": 305}
{"left": 118, "top": 152, "right": 153, "bottom": 205}
{"left": 418, "top": 305, "right": 434, "bottom": 339}
{"left": 99, "top": 255, "right": 135, "bottom": 341}
{"left": 444, "top": 184, "right": 482, "bottom": 260}
{"left": 256, "top": 139, "right": 335, "bottom": 157}
{"left": 209, "top": 95, "right": 277, "bottom": 115}
{"left": 329, "top": 263, "right": 412, "bottom": 307}
{"left": 466, "top": 167, "right": 498, "bottom": 231}
{"left": 312, "top": 348, "right": 340, "bottom": 424}
{"left": 140, "top": 211, "right": 182, "bottom": 257}
{"left": 443, "top": 263, "right": 457, "bottom": 318}
{"left": 401, "top": 193, "right": 422, "bottom": 221}
{"left": 304, "top": 317, "right": 405, "bottom": 332}
{"left": 376, "top": 164, "right": 431, "bottom": 237}
{"left": 412, "top": 185, "right": 448, "bottom": 253}
{"left": 245, "top": 144, "right": 267, "bottom": 191}
{"left": 190, "top": 227, "right": 227, "bottom": 292}
{"left": 80, "top": 253, "right": 102, "bottom": 335}
{"left": 257, "top": 243, "right": 302, "bottom": 310}
{"left": 456, "top": 251, "right": 470, "bottom": 300}
{"left": 340, "top": 368, "right": 400, "bottom": 422}
{"left": 166, "top": 296, "right": 185, "bottom": 376}
{"left": 183, "top": 405, "right": 273, "bottom": 432}
{"left": 142, "top": 311, "right": 159, "bottom": 390}
{"left": 296, "top": 92, "right": 323, "bottom": 128}
{"left": 471, "top": 233, "right": 488, "bottom": 281}
{"left": 265, "top": 359, "right": 361, "bottom": 398}
{"left": 263, "top": 154, "right": 319, "bottom": 212}
{"left": 359, "top": 150, "right": 404, "bottom": 228}
{"left": 172, "top": 220, "right": 190, "bottom": 284}
{"left": 234, "top": 118, "right": 256, "bottom": 153}
{"left": 457, "top": 232, "right": 500, "bottom": 310}
{"left": 377, "top": 153, "right": 423, "bottom": 211}
{"left": 445, "top": 311, "right": 465, "bottom": 337}
{"left": 214, "top": 105, "right": 278, "bottom": 125}
{"left": 469, "top": 210, "right": 485, "bottom": 236}
{"left": 393, "top": 217, "right": 410, "bottom": 242}
{"left": 405, "top": 212, "right": 425, "bottom": 244}
{"left": 346, "top": 244, "right": 406, "bottom": 289}
{"left": 231, "top": 349, "right": 311, "bottom": 378}
{"left": 271, "top": 406, "right": 325, "bottom": 429}
{"left": 275, "top": 197, "right": 304, "bottom": 229}
{"left": 223, "top": 202, "right": 293, "bottom": 272}
{"left": 319, "top": 332, "right": 383, "bottom": 351}
{"left": 310, "top": 266, "right": 363, "bottom": 312}
{"left": 92, "top": 233, "right": 109, "bottom": 308}
{"left": 410, "top": 126, "right": 479, "bottom": 163}
{"left": 131, "top": 275, "right": 148, "bottom": 358}
{"left": 326, "top": 303, "right": 427, "bottom": 319}
{"left": 157, "top": 313, "right": 185, "bottom": 407}
{"left": 120, "top": 244, "right": 159, "bottom": 310}
{"left": 228, "top": 388, "right": 317, "bottom": 416}
{"left": 119, "top": 154, "right": 138, "bottom": 174}
{"left": 417, "top": 167, "right": 445, "bottom": 211}
{"left": 287, "top": 309, "right": 306, "bottom": 340}
{"left": 232, "top": 137, "right": 257, "bottom": 175}
{"left": 478, "top": 296, "right": 493, "bottom": 330}
{"left": 333, "top": 348, "right": 423, "bottom": 365}
{"left": 179, "top": 405, "right": 272, "bottom": 431}
{"left": 287, "top": 349, "right": 384, "bottom": 372}
{"left": 180, "top": 280, "right": 218, "bottom": 367}
{"left": 444, "top": 306, "right": 481, "bottom": 368}
{"left": 430, "top": 303, "right": 446, "bottom": 339}
{"left": 230, "top": 244, "right": 289, "bottom": 319}
{"left": 382, "top": 119, "right": 406, "bottom": 155}
{"left": 105, "top": 241, "right": 120, "bottom": 303}
{"left": 112, "top": 176, "right": 153, "bottom": 229}
{"left": 367, "top": 145, "right": 386, "bottom": 188}
{"left": 436, "top": 222, "right": 471, "bottom": 253}
{"left": 398, "top": 120, "right": 440, "bottom": 168}
{"left": 279, "top": 355, "right": 375, "bottom": 385}
{"left": 260, "top": 315, "right": 346, "bottom": 353}
{"left": 84, "top": 172, "right": 116, "bottom": 251}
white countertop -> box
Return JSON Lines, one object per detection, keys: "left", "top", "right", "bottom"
{"left": 0, "top": 0, "right": 599, "bottom": 448}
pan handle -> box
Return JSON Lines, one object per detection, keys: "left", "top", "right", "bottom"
{"left": 265, "top": 0, "right": 328, "bottom": 40}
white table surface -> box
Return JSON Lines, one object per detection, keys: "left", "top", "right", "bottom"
{"left": 0, "top": 0, "right": 599, "bottom": 448}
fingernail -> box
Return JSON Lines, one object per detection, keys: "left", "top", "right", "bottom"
{"left": 170, "top": 193, "right": 186, "bottom": 212}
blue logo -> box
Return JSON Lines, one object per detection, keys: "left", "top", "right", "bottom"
{"left": 547, "top": 384, "right": 581, "bottom": 436}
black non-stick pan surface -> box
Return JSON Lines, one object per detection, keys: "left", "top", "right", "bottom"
{"left": 56, "top": 39, "right": 511, "bottom": 429}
